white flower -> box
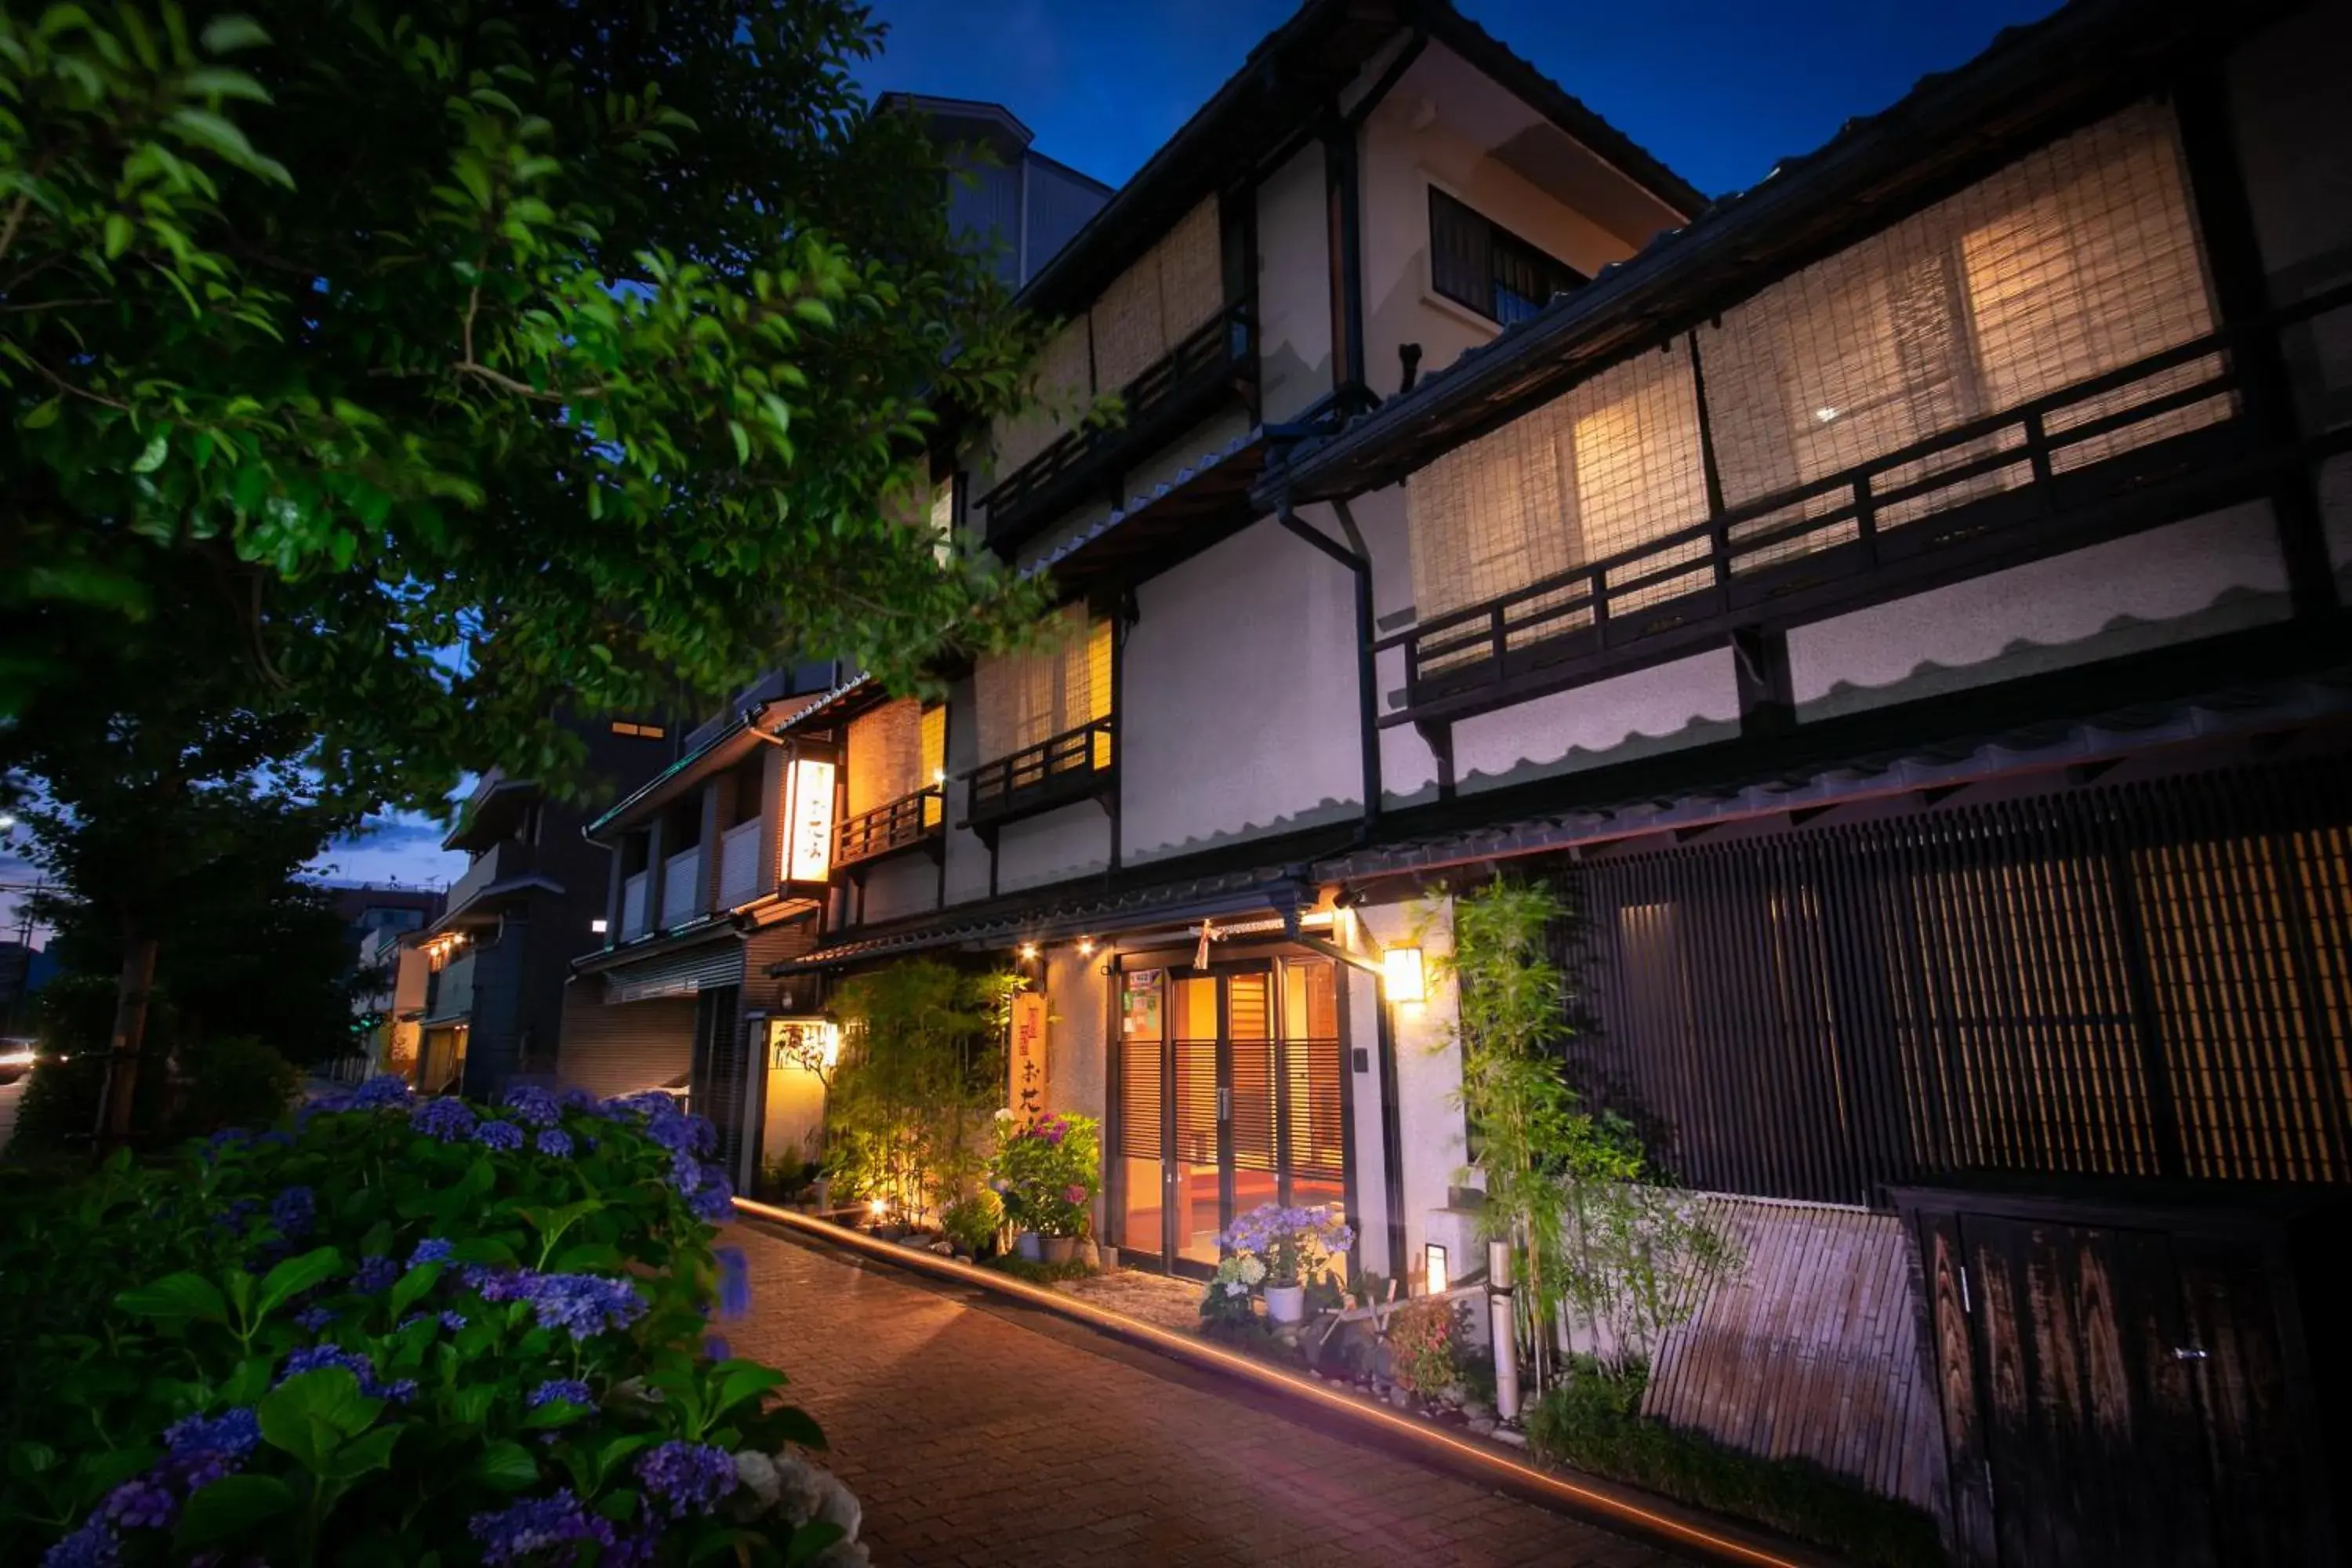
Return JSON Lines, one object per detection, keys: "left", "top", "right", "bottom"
{"left": 1238, "top": 1255, "right": 1266, "bottom": 1285}
{"left": 1225, "top": 1281, "right": 1248, "bottom": 1298}
{"left": 993, "top": 1108, "right": 1014, "bottom": 1121}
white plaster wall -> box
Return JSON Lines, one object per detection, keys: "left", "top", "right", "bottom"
{"left": 759, "top": 1060, "right": 826, "bottom": 1176}
{"left": 1341, "top": 962, "right": 1395, "bottom": 1277}
{"left": 855, "top": 854, "right": 938, "bottom": 926}
{"left": 1256, "top": 142, "right": 1334, "bottom": 423}
{"left": 1451, "top": 648, "right": 1743, "bottom": 793}
{"left": 994, "top": 804, "right": 1112, "bottom": 893}
{"left": 1122, "top": 516, "right": 1363, "bottom": 861}
{"left": 1356, "top": 898, "right": 1464, "bottom": 1279}
{"left": 1788, "top": 503, "right": 2292, "bottom": 720}
{"left": 1359, "top": 45, "right": 1645, "bottom": 397}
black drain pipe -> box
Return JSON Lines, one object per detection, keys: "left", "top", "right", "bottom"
{"left": 1276, "top": 501, "right": 1381, "bottom": 843}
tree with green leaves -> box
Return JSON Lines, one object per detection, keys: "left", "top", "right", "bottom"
{"left": 2, "top": 0, "right": 1052, "bottom": 808}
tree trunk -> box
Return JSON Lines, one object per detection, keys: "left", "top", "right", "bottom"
{"left": 96, "top": 932, "right": 159, "bottom": 1147}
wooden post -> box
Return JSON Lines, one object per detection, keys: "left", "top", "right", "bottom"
{"left": 96, "top": 932, "right": 159, "bottom": 1147}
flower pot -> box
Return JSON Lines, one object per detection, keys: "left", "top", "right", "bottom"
{"left": 1014, "top": 1230, "right": 1043, "bottom": 1261}
{"left": 1094, "top": 1243, "right": 1118, "bottom": 1274}
{"left": 1265, "top": 1283, "right": 1307, "bottom": 1324}
{"left": 1041, "top": 1235, "right": 1077, "bottom": 1265}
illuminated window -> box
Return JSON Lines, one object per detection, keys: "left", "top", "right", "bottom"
{"left": 1429, "top": 188, "right": 1586, "bottom": 325}
{"left": 610, "top": 720, "right": 667, "bottom": 739}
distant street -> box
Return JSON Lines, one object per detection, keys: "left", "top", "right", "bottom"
{"left": 0, "top": 1076, "right": 23, "bottom": 1154}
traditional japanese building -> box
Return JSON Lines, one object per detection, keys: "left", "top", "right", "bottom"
{"left": 555, "top": 3, "right": 2350, "bottom": 1561}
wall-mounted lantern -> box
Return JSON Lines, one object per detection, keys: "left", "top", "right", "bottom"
{"left": 779, "top": 745, "right": 839, "bottom": 890}
{"left": 1424, "top": 1241, "right": 1449, "bottom": 1295}
{"left": 1383, "top": 944, "right": 1427, "bottom": 1004}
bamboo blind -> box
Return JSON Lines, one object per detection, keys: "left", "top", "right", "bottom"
{"left": 1406, "top": 343, "right": 1708, "bottom": 663}
{"left": 1700, "top": 101, "right": 2222, "bottom": 565}
{"left": 1091, "top": 197, "right": 1224, "bottom": 391}
{"left": 993, "top": 319, "right": 1094, "bottom": 478}
{"left": 919, "top": 704, "right": 946, "bottom": 828}
{"left": 845, "top": 698, "right": 924, "bottom": 819}
{"left": 973, "top": 604, "right": 1110, "bottom": 763}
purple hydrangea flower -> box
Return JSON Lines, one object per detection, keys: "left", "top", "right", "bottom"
{"left": 702, "top": 1334, "right": 731, "bottom": 1362}
{"left": 209, "top": 1197, "right": 260, "bottom": 1235}
{"left": 409, "top": 1097, "right": 478, "bottom": 1144}
{"left": 39, "top": 1520, "right": 118, "bottom": 1567}
{"left": 202, "top": 1128, "right": 249, "bottom": 1158}
{"left": 534, "top": 1128, "right": 574, "bottom": 1159}
{"left": 468, "top": 1490, "right": 612, "bottom": 1566}
{"left": 257, "top": 1129, "right": 295, "bottom": 1149}
{"left": 558, "top": 1085, "right": 601, "bottom": 1112}
{"left": 517, "top": 1273, "right": 646, "bottom": 1341}
{"left": 268, "top": 1185, "right": 316, "bottom": 1240}
{"left": 102, "top": 1479, "right": 176, "bottom": 1532}
{"left": 350, "top": 1074, "right": 415, "bottom": 1108}
{"left": 634, "top": 1441, "right": 739, "bottom": 1520}
{"left": 353, "top": 1254, "right": 400, "bottom": 1294}
{"left": 407, "top": 1237, "right": 454, "bottom": 1268}
{"left": 687, "top": 1171, "right": 736, "bottom": 1224}
{"left": 278, "top": 1345, "right": 415, "bottom": 1403}
{"left": 473, "top": 1119, "right": 526, "bottom": 1153}
{"left": 163, "top": 1409, "right": 258, "bottom": 1460}
{"left": 441, "top": 1308, "right": 469, "bottom": 1331}
{"left": 528, "top": 1378, "right": 593, "bottom": 1410}
{"left": 293, "top": 1305, "right": 336, "bottom": 1332}
{"left": 501, "top": 1085, "right": 562, "bottom": 1127}
{"left": 714, "top": 1245, "right": 751, "bottom": 1319}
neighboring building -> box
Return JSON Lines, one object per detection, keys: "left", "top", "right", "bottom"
{"left": 563, "top": 2, "right": 2350, "bottom": 1562}
{"left": 325, "top": 884, "right": 442, "bottom": 952}
{"left": 880, "top": 93, "right": 1116, "bottom": 289}
{"left": 416, "top": 719, "right": 684, "bottom": 1098}
{"left": 0, "top": 939, "right": 60, "bottom": 1035}
{"left": 351, "top": 924, "right": 428, "bottom": 1081}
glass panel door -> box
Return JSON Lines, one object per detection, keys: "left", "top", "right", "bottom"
{"left": 1228, "top": 971, "right": 1278, "bottom": 1222}
{"left": 1171, "top": 977, "right": 1221, "bottom": 1267}
{"left": 1116, "top": 971, "right": 1165, "bottom": 1261}
{"left": 1280, "top": 958, "right": 1347, "bottom": 1219}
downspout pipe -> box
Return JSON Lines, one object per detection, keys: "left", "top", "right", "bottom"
{"left": 1275, "top": 502, "right": 1381, "bottom": 844}
{"left": 1323, "top": 28, "right": 1428, "bottom": 408}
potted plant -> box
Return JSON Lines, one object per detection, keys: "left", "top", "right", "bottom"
{"left": 991, "top": 1111, "right": 1100, "bottom": 1265}
{"left": 1225, "top": 1203, "right": 1355, "bottom": 1324}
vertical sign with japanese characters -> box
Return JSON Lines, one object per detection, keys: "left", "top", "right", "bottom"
{"left": 1008, "top": 990, "right": 1047, "bottom": 1126}
{"left": 783, "top": 757, "right": 837, "bottom": 884}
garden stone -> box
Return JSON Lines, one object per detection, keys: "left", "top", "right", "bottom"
{"left": 811, "top": 1541, "right": 872, "bottom": 1568}
{"left": 1388, "top": 1385, "right": 1412, "bottom": 1410}
{"left": 1440, "top": 1384, "right": 1470, "bottom": 1407}
{"left": 1491, "top": 1428, "right": 1527, "bottom": 1447}
{"left": 731, "top": 1451, "right": 783, "bottom": 1519}
{"left": 1463, "top": 1400, "right": 1495, "bottom": 1423}
{"left": 1468, "top": 1417, "right": 1498, "bottom": 1436}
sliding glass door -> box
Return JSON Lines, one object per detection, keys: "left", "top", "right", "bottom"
{"left": 1113, "top": 956, "right": 1348, "bottom": 1276}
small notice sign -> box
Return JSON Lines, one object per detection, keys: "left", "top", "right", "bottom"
{"left": 1122, "top": 971, "right": 1162, "bottom": 1039}
{"left": 1009, "top": 990, "right": 1047, "bottom": 1124}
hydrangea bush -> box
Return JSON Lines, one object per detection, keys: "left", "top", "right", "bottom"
{"left": 0, "top": 1079, "right": 841, "bottom": 1566}
{"left": 1221, "top": 1203, "right": 1355, "bottom": 1288}
{"left": 986, "top": 1112, "right": 1099, "bottom": 1240}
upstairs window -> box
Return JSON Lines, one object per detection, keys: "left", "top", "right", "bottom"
{"left": 1429, "top": 188, "right": 1587, "bottom": 326}
{"left": 610, "top": 720, "right": 666, "bottom": 739}
{"left": 975, "top": 605, "right": 1112, "bottom": 764}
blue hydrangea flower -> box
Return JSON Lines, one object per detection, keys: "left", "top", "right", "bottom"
{"left": 635, "top": 1441, "right": 739, "bottom": 1520}
{"left": 528, "top": 1378, "right": 593, "bottom": 1410}
{"left": 350, "top": 1074, "right": 414, "bottom": 1108}
{"left": 209, "top": 1196, "right": 260, "bottom": 1235}
{"left": 714, "top": 1246, "right": 750, "bottom": 1319}
{"left": 535, "top": 1128, "right": 574, "bottom": 1159}
{"left": 293, "top": 1305, "right": 336, "bottom": 1332}
{"left": 702, "top": 1334, "right": 731, "bottom": 1362}
{"left": 102, "top": 1479, "right": 176, "bottom": 1531}
{"left": 163, "top": 1408, "right": 259, "bottom": 1460}
{"left": 407, "top": 1237, "right": 455, "bottom": 1268}
{"left": 441, "top": 1308, "right": 469, "bottom": 1332}
{"left": 517, "top": 1273, "right": 646, "bottom": 1341}
{"left": 278, "top": 1345, "right": 415, "bottom": 1403}
{"left": 269, "top": 1185, "right": 316, "bottom": 1240}
{"left": 202, "top": 1127, "right": 249, "bottom": 1159}
{"left": 39, "top": 1519, "right": 118, "bottom": 1567}
{"left": 409, "top": 1097, "right": 478, "bottom": 1143}
{"left": 353, "top": 1254, "right": 400, "bottom": 1294}
{"left": 687, "top": 1171, "right": 736, "bottom": 1224}
{"left": 501, "top": 1085, "right": 562, "bottom": 1127}
{"left": 473, "top": 1119, "right": 526, "bottom": 1153}
{"left": 257, "top": 1129, "right": 295, "bottom": 1149}
{"left": 468, "top": 1490, "right": 613, "bottom": 1566}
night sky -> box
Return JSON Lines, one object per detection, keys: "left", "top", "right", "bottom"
{"left": 0, "top": 0, "right": 2069, "bottom": 931}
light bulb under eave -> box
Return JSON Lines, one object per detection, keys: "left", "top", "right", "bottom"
{"left": 1076, "top": 938, "right": 1095, "bottom": 956}
{"left": 1018, "top": 942, "right": 1039, "bottom": 961}
{"left": 1381, "top": 945, "right": 1426, "bottom": 1004}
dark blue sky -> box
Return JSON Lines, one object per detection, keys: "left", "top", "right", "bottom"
{"left": 865, "top": 0, "right": 2064, "bottom": 201}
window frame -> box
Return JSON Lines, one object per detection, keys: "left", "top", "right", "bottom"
{"left": 1427, "top": 186, "right": 1588, "bottom": 327}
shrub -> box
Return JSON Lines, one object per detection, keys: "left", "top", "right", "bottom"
{"left": 938, "top": 1190, "right": 1002, "bottom": 1257}
{"left": 1524, "top": 1359, "right": 1944, "bottom": 1568}
{"left": 823, "top": 962, "right": 1018, "bottom": 1223}
{"left": 1385, "top": 1298, "right": 1461, "bottom": 1397}
{"left": 989, "top": 1112, "right": 1098, "bottom": 1238}
{"left": 0, "top": 1079, "right": 843, "bottom": 1567}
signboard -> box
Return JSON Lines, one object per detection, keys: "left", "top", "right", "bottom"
{"left": 766, "top": 1016, "right": 839, "bottom": 1076}
{"left": 1122, "top": 970, "right": 1162, "bottom": 1039}
{"left": 782, "top": 757, "right": 837, "bottom": 884}
{"left": 1008, "top": 990, "right": 1047, "bottom": 1125}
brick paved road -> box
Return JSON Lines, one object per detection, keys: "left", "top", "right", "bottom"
{"left": 724, "top": 1225, "right": 1697, "bottom": 1568}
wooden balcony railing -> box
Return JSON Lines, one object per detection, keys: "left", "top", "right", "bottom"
{"left": 981, "top": 300, "right": 1255, "bottom": 553}
{"left": 964, "top": 717, "right": 1116, "bottom": 834}
{"left": 1377, "top": 286, "right": 2352, "bottom": 731}
{"left": 835, "top": 786, "right": 944, "bottom": 871}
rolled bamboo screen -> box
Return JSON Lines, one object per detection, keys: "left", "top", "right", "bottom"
{"left": 846, "top": 698, "right": 924, "bottom": 818}
{"left": 993, "top": 319, "right": 1094, "bottom": 478}
{"left": 1405, "top": 102, "right": 2223, "bottom": 635}
{"left": 1091, "top": 197, "right": 1223, "bottom": 391}
{"left": 1700, "top": 101, "right": 2220, "bottom": 565}
{"left": 975, "top": 604, "right": 1107, "bottom": 762}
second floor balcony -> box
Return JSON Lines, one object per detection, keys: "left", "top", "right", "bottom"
{"left": 964, "top": 715, "right": 1116, "bottom": 837}
{"left": 837, "top": 785, "right": 945, "bottom": 870}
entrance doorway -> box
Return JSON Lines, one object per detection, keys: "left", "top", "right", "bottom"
{"left": 1112, "top": 956, "right": 1348, "bottom": 1276}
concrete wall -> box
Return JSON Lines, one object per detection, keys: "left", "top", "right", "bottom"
{"left": 1256, "top": 142, "right": 1333, "bottom": 423}
{"left": 1121, "top": 516, "right": 1363, "bottom": 862}
{"left": 1341, "top": 961, "right": 1396, "bottom": 1277}
{"left": 1788, "top": 503, "right": 2292, "bottom": 721}
{"left": 1452, "top": 650, "right": 1744, "bottom": 793}
{"left": 758, "top": 1056, "right": 827, "bottom": 1179}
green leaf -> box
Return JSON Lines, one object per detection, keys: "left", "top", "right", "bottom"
{"left": 255, "top": 1246, "right": 343, "bottom": 1321}
{"left": 260, "top": 1369, "right": 381, "bottom": 1471}
{"left": 198, "top": 14, "right": 272, "bottom": 53}
{"left": 130, "top": 430, "right": 170, "bottom": 474}
{"left": 114, "top": 1270, "right": 228, "bottom": 1324}
{"left": 21, "top": 397, "right": 62, "bottom": 430}
{"left": 387, "top": 1261, "right": 444, "bottom": 1319}
{"left": 469, "top": 1439, "right": 539, "bottom": 1491}
{"left": 713, "top": 1362, "right": 787, "bottom": 1417}
{"left": 546, "top": 1242, "right": 623, "bottom": 1273}
{"left": 521, "top": 1398, "right": 588, "bottom": 1429}
{"left": 321, "top": 1424, "right": 402, "bottom": 1481}
{"left": 784, "top": 1521, "right": 846, "bottom": 1566}
{"left": 220, "top": 1355, "right": 274, "bottom": 1406}
{"left": 7, "top": 1440, "right": 59, "bottom": 1481}
{"left": 176, "top": 1474, "right": 296, "bottom": 1550}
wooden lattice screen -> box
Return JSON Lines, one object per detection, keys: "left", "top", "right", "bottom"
{"left": 1552, "top": 753, "right": 2352, "bottom": 1205}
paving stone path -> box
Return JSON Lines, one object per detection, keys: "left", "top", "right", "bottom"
{"left": 724, "top": 1224, "right": 1698, "bottom": 1568}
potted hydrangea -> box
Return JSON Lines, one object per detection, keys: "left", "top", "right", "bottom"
{"left": 1223, "top": 1203, "right": 1355, "bottom": 1323}
{"left": 989, "top": 1112, "right": 1100, "bottom": 1264}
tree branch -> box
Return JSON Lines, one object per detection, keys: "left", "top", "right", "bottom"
{"left": 20, "top": 354, "right": 130, "bottom": 412}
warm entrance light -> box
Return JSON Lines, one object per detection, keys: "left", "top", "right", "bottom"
{"left": 1018, "top": 942, "right": 1039, "bottom": 960}
{"left": 1425, "top": 1242, "right": 1449, "bottom": 1294}
{"left": 1076, "top": 938, "right": 1095, "bottom": 956}
{"left": 1382, "top": 945, "right": 1426, "bottom": 1004}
